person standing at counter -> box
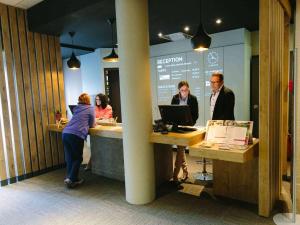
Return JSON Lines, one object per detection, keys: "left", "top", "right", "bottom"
{"left": 84, "top": 93, "right": 113, "bottom": 171}
{"left": 171, "top": 81, "right": 199, "bottom": 182}
{"left": 210, "top": 72, "right": 235, "bottom": 120}
{"left": 95, "top": 93, "right": 113, "bottom": 119}
{"left": 62, "top": 93, "right": 95, "bottom": 188}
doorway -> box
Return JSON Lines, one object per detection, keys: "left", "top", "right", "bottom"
{"left": 104, "top": 68, "right": 122, "bottom": 123}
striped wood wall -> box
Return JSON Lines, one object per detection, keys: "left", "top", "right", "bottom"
{"left": 259, "top": 0, "right": 291, "bottom": 217}
{"left": 0, "top": 3, "right": 66, "bottom": 186}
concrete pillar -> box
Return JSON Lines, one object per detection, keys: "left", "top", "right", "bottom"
{"left": 115, "top": 0, "right": 155, "bottom": 204}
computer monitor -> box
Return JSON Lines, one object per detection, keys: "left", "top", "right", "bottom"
{"left": 158, "top": 105, "right": 195, "bottom": 131}
{"left": 68, "top": 105, "right": 77, "bottom": 115}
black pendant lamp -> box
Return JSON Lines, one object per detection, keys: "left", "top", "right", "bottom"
{"left": 191, "top": 0, "right": 211, "bottom": 51}
{"left": 103, "top": 18, "right": 119, "bottom": 62}
{"left": 67, "top": 31, "right": 81, "bottom": 69}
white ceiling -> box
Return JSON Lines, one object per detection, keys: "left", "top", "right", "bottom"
{"left": 0, "top": 0, "right": 43, "bottom": 9}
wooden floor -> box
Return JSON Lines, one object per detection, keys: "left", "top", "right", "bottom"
{"left": 0, "top": 151, "right": 276, "bottom": 225}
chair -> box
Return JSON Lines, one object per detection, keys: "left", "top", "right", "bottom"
{"left": 194, "top": 157, "right": 213, "bottom": 181}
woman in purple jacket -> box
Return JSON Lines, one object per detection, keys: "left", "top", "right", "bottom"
{"left": 62, "top": 93, "right": 95, "bottom": 188}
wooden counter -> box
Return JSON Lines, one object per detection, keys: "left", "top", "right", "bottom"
{"left": 150, "top": 129, "right": 205, "bottom": 146}
{"left": 189, "top": 139, "right": 259, "bottom": 163}
{"left": 47, "top": 124, "right": 205, "bottom": 145}
{"left": 189, "top": 139, "right": 259, "bottom": 204}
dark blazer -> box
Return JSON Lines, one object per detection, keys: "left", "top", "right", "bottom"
{"left": 211, "top": 86, "right": 235, "bottom": 120}
{"left": 171, "top": 93, "right": 199, "bottom": 125}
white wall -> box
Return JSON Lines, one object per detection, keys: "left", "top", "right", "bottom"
{"left": 63, "top": 48, "right": 119, "bottom": 106}
{"left": 150, "top": 28, "right": 251, "bottom": 124}
{"left": 63, "top": 60, "right": 83, "bottom": 118}
{"left": 63, "top": 28, "right": 251, "bottom": 123}
{"left": 80, "top": 49, "right": 103, "bottom": 95}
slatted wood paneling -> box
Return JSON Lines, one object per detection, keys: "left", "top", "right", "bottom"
{"left": 0, "top": 3, "right": 65, "bottom": 185}
{"left": 259, "top": 0, "right": 291, "bottom": 217}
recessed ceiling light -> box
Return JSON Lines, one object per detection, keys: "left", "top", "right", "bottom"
{"left": 216, "top": 18, "right": 222, "bottom": 24}
{"left": 158, "top": 32, "right": 163, "bottom": 37}
{"left": 184, "top": 26, "right": 190, "bottom": 32}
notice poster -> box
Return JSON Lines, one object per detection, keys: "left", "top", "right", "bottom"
{"left": 205, "top": 120, "right": 253, "bottom": 146}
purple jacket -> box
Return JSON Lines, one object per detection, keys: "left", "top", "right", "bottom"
{"left": 63, "top": 104, "right": 95, "bottom": 140}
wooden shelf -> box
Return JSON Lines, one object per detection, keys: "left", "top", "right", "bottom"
{"left": 189, "top": 139, "right": 259, "bottom": 163}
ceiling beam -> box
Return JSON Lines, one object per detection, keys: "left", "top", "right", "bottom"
{"left": 60, "top": 43, "right": 95, "bottom": 52}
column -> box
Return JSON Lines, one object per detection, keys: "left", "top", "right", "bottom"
{"left": 115, "top": 0, "right": 155, "bottom": 204}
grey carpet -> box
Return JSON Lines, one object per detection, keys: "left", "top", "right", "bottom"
{"left": 0, "top": 166, "right": 274, "bottom": 225}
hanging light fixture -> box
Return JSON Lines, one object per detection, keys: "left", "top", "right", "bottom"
{"left": 67, "top": 31, "right": 81, "bottom": 69}
{"left": 191, "top": 0, "right": 211, "bottom": 51}
{"left": 103, "top": 18, "right": 119, "bottom": 62}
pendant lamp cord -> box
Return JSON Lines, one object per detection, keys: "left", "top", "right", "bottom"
{"left": 69, "top": 31, "right": 75, "bottom": 54}
{"left": 111, "top": 22, "right": 114, "bottom": 48}
{"left": 200, "top": 0, "right": 202, "bottom": 24}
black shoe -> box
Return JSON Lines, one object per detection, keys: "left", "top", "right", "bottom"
{"left": 65, "top": 178, "right": 84, "bottom": 188}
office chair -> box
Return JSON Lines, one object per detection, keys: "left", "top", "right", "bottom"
{"left": 194, "top": 157, "right": 213, "bottom": 181}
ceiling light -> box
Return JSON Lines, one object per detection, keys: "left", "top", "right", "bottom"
{"left": 216, "top": 18, "right": 222, "bottom": 24}
{"left": 158, "top": 32, "right": 163, "bottom": 37}
{"left": 67, "top": 31, "right": 81, "bottom": 69}
{"left": 184, "top": 26, "right": 190, "bottom": 32}
{"left": 190, "top": 0, "right": 211, "bottom": 51}
{"left": 103, "top": 18, "right": 119, "bottom": 62}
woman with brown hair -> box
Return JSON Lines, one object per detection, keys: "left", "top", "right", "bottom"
{"left": 94, "top": 93, "right": 113, "bottom": 119}
{"left": 62, "top": 93, "right": 95, "bottom": 188}
{"left": 84, "top": 93, "right": 113, "bottom": 171}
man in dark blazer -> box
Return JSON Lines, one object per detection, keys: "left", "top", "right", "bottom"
{"left": 210, "top": 73, "right": 235, "bottom": 120}
{"left": 171, "top": 81, "right": 198, "bottom": 182}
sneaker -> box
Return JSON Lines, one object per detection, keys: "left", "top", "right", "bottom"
{"left": 73, "top": 178, "right": 84, "bottom": 185}
{"left": 84, "top": 166, "right": 91, "bottom": 172}
{"left": 69, "top": 178, "right": 85, "bottom": 188}
{"left": 64, "top": 178, "right": 73, "bottom": 188}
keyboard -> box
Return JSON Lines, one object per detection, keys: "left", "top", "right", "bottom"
{"left": 176, "top": 126, "right": 197, "bottom": 132}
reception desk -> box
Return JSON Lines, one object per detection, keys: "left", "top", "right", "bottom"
{"left": 190, "top": 140, "right": 259, "bottom": 204}
{"left": 48, "top": 124, "right": 258, "bottom": 204}
{"left": 47, "top": 124, "right": 205, "bottom": 186}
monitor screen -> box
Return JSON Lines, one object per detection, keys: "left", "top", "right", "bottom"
{"left": 158, "top": 105, "right": 194, "bottom": 126}
{"left": 68, "top": 105, "right": 77, "bottom": 115}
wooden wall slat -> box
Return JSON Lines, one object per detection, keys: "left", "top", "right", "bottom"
{"left": 34, "top": 33, "right": 53, "bottom": 168}
{"left": 26, "top": 21, "right": 46, "bottom": 170}
{"left": 1, "top": 5, "right": 24, "bottom": 178}
{"left": 0, "top": 34, "right": 8, "bottom": 182}
{"left": 54, "top": 37, "right": 66, "bottom": 119}
{"left": 2, "top": 5, "right": 27, "bottom": 179}
{"left": 11, "top": 8, "right": 32, "bottom": 174}
{"left": 0, "top": 4, "right": 16, "bottom": 179}
{"left": 259, "top": 0, "right": 271, "bottom": 216}
{"left": 0, "top": 118, "right": 7, "bottom": 181}
{"left": 259, "top": 0, "right": 289, "bottom": 217}
{"left": 54, "top": 38, "right": 65, "bottom": 165}
{"left": 17, "top": 9, "right": 39, "bottom": 172}
{"left": 0, "top": 3, "right": 66, "bottom": 185}
{"left": 48, "top": 37, "right": 62, "bottom": 165}
{"left": 41, "top": 35, "right": 58, "bottom": 166}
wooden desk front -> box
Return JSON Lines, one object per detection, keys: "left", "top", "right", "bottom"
{"left": 190, "top": 140, "right": 259, "bottom": 204}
